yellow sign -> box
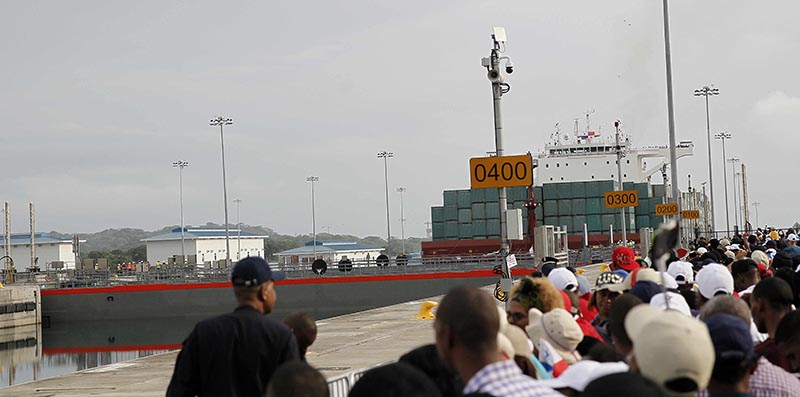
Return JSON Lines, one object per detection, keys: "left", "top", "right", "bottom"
{"left": 655, "top": 203, "right": 679, "bottom": 216}
{"left": 470, "top": 154, "right": 533, "bottom": 189}
{"left": 604, "top": 190, "right": 639, "bottom": 208}
{"left": 682, "top": 210, "right": 701, "bottom": 219}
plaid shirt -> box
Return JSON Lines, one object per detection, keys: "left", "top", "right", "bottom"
{"left": 696, "top": 357, "right": 800, "bottom": 397}
{"left": 463, "top": 360, "right": 564, "bottom": 397}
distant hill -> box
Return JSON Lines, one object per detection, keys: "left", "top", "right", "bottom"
{"left": 48, "top": 223, "right": 424, "bottom": 259}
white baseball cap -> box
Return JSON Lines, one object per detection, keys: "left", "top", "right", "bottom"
{"left": 695, "top": 263, "right": 734, "bottom": 299}
{"left": 650, "top": 291, "right": 692, "bottom": 316}
{"left": 660, "top": 272, "right": 679, "bottom": 290}
{"left": 696, "top": 247, "right": 708, "bottom": 255}
{"left": 788, "top": 234, "right": 799, "bottom": 242}
{"left": 667, "top": 261, "right": 695, "bottom": 285}
{"left": 538, "top": 360, "right": 629, "bottom": 392}
{"left": 547, "top": 267, "right": 578, "bottom": 293}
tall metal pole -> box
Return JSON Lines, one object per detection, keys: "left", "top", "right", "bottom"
{"left": 661, "top": 0, "right": 681, "bottom": 240}
{"left": 4, "top": 202, "right": 10, "bottom": 282}
{"left": 694, "top": 86, "right": 719, "bottom": 233}
{"left": 210, "top": 116, "right": 233, "bottom": 264}
{"left": 397, "top": 187, "right": 406, "bottom": 255}
{"left": 377, "top": 151, "right": 393, "bottom": 254}
{"left": 728, "top": 158, "right": 741, "bottom": 232}
{"left": 307, "top": 176, "right": 319, "bottom": 260}
{"left": 173, "top": 161, "right": 189, "bottom": 264}
{"left": 741, "top": 164, "right": 750, "bottom": 232}
{"left": 715, "top": 132, "right": 732, "bottom": 236}
{"left": 614, "top": 121, "right": 627, "bottom": 245}
{"left": 233, "top": 199, "right": 242, "bottom": 260}
{"left": 29, "top": 203, "right": 35, "bottom": 270}
{"left": 753, "top": 201, "right": 760, "bottom": 229}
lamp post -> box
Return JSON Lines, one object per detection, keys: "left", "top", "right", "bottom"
{"left": 233, "top": 199, "right": 242, "bottom": 260}
{"left": 377, "top": 151, "right": 393, "bottom": 254}
{"left": 210, "top": 116, "right": 234, "bottom": 264}
{"left": 614, "top": 120, "right": 627, "bottom": 245}
{"left": 660, "top": 0, "right": 681, "bottom": 237}
{"left": 694, "top": 85, "right": 719, "bottom": 233}
{"left": 172, "top": 161, "right": 189, "bottom": 264}
{"left": 714, "top": 132, "right": 732, "bottom": 236}
{"left": 397, "top": 187, "right": 407, "bottom": 255}
{"left": 728, "top": 158, "right": 741, "bottom": 232}
{"left": 752, "top": 201, "right": 760, "bottom": 229}
{"left": 307, "top": 176, "right": 319, "bottom": 261}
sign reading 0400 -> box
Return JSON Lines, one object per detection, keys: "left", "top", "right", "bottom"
{"left": 604, "top": 190, "right": 639, "bottom": 208}
{"left": 470, "top": 154, "right": 532, "bottom": 189}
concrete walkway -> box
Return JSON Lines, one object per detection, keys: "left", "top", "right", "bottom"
{"left": 0, "top": 264, "right": 604, "bottom": 396}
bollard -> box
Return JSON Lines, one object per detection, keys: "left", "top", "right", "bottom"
{"left": 416, "top": 301, "right": 438, "bottom": 320}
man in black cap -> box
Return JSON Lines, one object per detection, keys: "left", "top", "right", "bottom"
{"left": 167, "top": 257, "right": 299, "bottom": 396}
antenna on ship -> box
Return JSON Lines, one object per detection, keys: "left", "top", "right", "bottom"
{"left": 551, "top": 123, "right": 561, "bottom": 146}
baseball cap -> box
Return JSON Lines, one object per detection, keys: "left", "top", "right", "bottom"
{"left": 548, "top": 267, "right": 578, "bottom": 293}
{"left": 704, "top": 314, "right": 756, "bottom": 381}
{"left": 540, "top": 262, "right": 557, "bottom": 277}
{"left": 582, "top": 373, "right": 669, "bottom": 397}
{"left": 612, "top": 246, "right": 640, "bottom": 272}
{"left": 650, "top": 291, "right": 692, "bottom": 316}
{"left": 667, "top": 261, "right": 694, "bottom": 285}
{"left": 750, "top": 250, "right": 770, "bottom": 268}
{"left": 696, "top": 247, "right": 708, "bottom": 255}
{"left": 231, "top": 257, "right": 286, "bottom": 287}
{"left": 719, "top": 238, "right": 731, "bottom": 247}
{"left": 525, "top": 308, "right": 583, "bottom": 364}
{"left": 595, "top": 272, "right": 624, "bottom": 291}
{"left": 538, "top": 360, "right": 629, "bottom": 392}
{"left": 607, "top": 268, "right": 663, "bottom": 292}
{"left": 625, "top": 305, "right": 715, "bottom": 395}
{"left": 787, "top": 234, "right": 798, "bottom": 242}
{"left": 726, "top": 244, "right": 741, "bottom": 252}
{"left": 695, "top": 263, "right": 734, "bottom": 299}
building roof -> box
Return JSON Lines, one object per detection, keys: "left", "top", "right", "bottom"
{"left": 276, "top": 241, "right": 383, "bottom": 256}
{"left": 142, "top": 228, "right": 269, "bottom": 242}
{"left": 3, "top": 233, "right": 74, "bottom": 246}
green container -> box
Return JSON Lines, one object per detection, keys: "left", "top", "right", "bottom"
{"left": 543, "top": 200, "right": 558, "bottom": 217}
{"left": 486, "top": 202, "right": 500, "bottom": 219}
{"left": 623, "top": 182, "right": 634, "bottom": 191}
{"left": 544, "top": 216, "right": 558, "bottom": 226}
{"left": 601, "top": 214, "right": 616, "bottom": 230}
{"left": 457, "top": 190, "right": 471, "bottom": 208}
{"left": 445, "top": 221, "right": 459, "bottom": 238}
{"left": 573, "top": 215, "right": 587, "bottom": 232}
{"left": 444, "top": 205, "right": 458, "bottom": 221}
{"left": 652, "top": 184, "right": 667, "bottom": 198}
{"left": 636, "top": 215, "right": 650, "bottom": 229}
{"left": 473, "top": 220, "right": 487, "bottom": 236}
{"left": 485, "top": 188, "right": 499, "bottom": 202}
{"left": 557, "top": 183, "right": 572, "bottom": 199}
{"left": 458, "top": 209, "right": 472, "bottom": 223}
{"left": 471, "top": 188, "right": 485, "bottom": 203}
{"left": 522, "top": 218, "right": 529, "bottom": 234}
{"left": 572, "top": 182, "right": 586, "bottom": 198}
{"left": 587, "top": 215, "right": 602, "bottom": 232}
{"left": 471, "top": 203, "right": 486, "bottom": 219}
{"left": 651, "top": 216, "right": 664, "bottom": 229}
{"left": 573, "top": 198, "right": 587, "bottom": 215}
{"left": 649, "top": 197, "right": 664, "bottom": 214}
{"left": 558, "top": 200, "right": 573, "bottom": 216}
{"left": 459, "top": 223, "right": 472, "bottom": 238}
{"left": 432, "top": 222, "right": 445, "bottom": 239}
{"left": 488, "top": 235, "right": 501, "bottom": 240}
{"left": 534, "top": 205, "right": 543, "bottom": 220}
{"left": 431, "top": 206, "right": 444, "bottom": 223}
{"left": 634, "top": 183, "right": 651, "bottom": 199}
{"left": 443, "top": 190, "right": 458, "bottom": 206}
{"left": 636, "top": 198, "right": 649, "bottom": 215}
{"left": 602, "top": 199, "right": 617, "bottom": 214}
{"left": 587, "top": 197, "right": 603, "bottom": 214}
{"left": 487, "top": 219, "right": 501, "bottom": 235}
{"left": 594, "top": 180, "right": 618, "bottom": 197}
{"left": 559, "top": 216, "right": 572, "bottom": 230}
{"left": 513, "top": 201, "right": 526, "bottom": 210}
{"left": 543, "top": 184, "right": 559, "bottom": 200}
{"left": 533, "top": 186, "right": 544, "bottom": 200}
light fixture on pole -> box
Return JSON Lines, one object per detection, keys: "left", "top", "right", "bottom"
{"left": 172, "top": 161, "right": 189, "bottom": 265}
{"left": 397, "top": 187, "right": 407, "bottom": 255}
{"left": 614, "top": 120, "right": 627, "bottom": 245}
{"left": 660, "top": 0, "right": 681, "bottom": 242}
{"left": 306, "top": 176, "right": 319, "bottom": 261}
{"left": 694, "top": 85, "right": 719, "bottom": 233}
{"left": 714, "top": 132, "right": 732, "bottom": 235}
{"left": 377, "top": 151, "right": 393, "bottom": 255}
{"left": 210, "top": 116, "right": 234, "bottom": 264}
{"left": 752, "top": 201, "right": 760, "bottom": 229}
{"left": 233, "top": 199, "right": 242, "bottom": 260}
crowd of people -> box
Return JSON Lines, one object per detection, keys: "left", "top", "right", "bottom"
{"left": 165, "top": 229, "right": 800, "bottom": 396}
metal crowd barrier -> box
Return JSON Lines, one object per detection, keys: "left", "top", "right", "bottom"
{"left": 327, "top": 361, "right": 393, "bottom": 397}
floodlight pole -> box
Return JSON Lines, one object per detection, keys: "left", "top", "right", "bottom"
{"left": 307, "top": 176, "right": 319, "bottom": 260}
{"left": 752, "top": 201, "right": 760, "bottom": 229}
{"left": 615, "top": 121, "right": 627, "bottom": 245}
{"left": 694, "top": 85, "right": 719, "bottom": 235}
{"left": 715, "top": 132, "right": 732, "bottom": 235}
{"left": 728, "top": 158, "right": 741, "bottom": 232}
{"left": 661, "top": 0, "right": 681, "bottom": 243}
{"left": 173, "top": 161, "right": 189, "bottom": 264}
{"left": 233, "top": 199, "right": 242, "bottom": 260}
{"left": 377, "top": 151, "right": 393, "bottom": 255}
{"left": 210, "top": 116, "right": 233, "bottom": 264}
{"left": 397, "top": 187, "right": 407, "bottom": 255}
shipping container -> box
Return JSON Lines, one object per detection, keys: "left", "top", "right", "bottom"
{"left": 635, "top": 183, "right": 651, "bottom": 199}
{"left": 636, "top": 215, "right": 650, "bottom": 229}
{"left": 485, "top": 188, "right": 499, "bottom": 202}
{"left": 445, "top": 221, "right": 459, "bottom": 238}
{"left": 471, "top": 203, "right": 486, "bottom": 220}
{"left": 473, "top": 219, "right": 487, "bottom": 236}
{"left": 559, "top": 216, "right": 572, "bottom": 230}
{"left": 572, "top": 182, "right": 586, "bottom": 198}
{"left": 458, "top": 209, "right": 472, "bottom": 223}
{"left": 601, "top": 214, "right": 616, "bottom": 230}
{"left": 589, "top": 180, "right": 619, "bottom": 197}
{"left": 544, "top": 216, "right": 559, "bottom": 227}
{"left": 652, "top": 184, "right": 667, "bottom": 198}
{"left": 443, "top": 190, "right": 458, "bottom": 206}
{"left": 542, "top": 184, "right": 559, "bottom": 200}
{"left": 533, "top": 186, "right": 544, "bottom": 200}
{"left": 573, "top": 215, "right": 587, "bottom": 232}
{"left": 636, "top": 198, "right": 649, "bottom": 215}
{"left": 587, "top": 215, "right": 602, "bottom": 232}
{"left": 513, "top": 201, "right": 527, "bottom": 210}
{"left": 558, "top": 200, "right": 573, "bottom": 216}
{"left": 486, "top": 202, "right": 500, "bottom": 219}
{"left": 487, "top": 219, "right": 501, "bottom": 235}
{"left": 431, "top": 206, "right": 445, "bottom": 223}
{"left": 459, "top": 223, "right": 473, "bottom": 239}
{"left": 543, "top": 200, "right": 558, "bottom": 217}
{"left": 649, "top": 197, "right": 664, "bottom": 214}
{"left": 534, "top": 205, "right": 543, "bottom": 220}
{"left": 432, "top": 222, "right": 445, "bottom": 239}
{"left": 573, "top": 198, "right": 587, "bottom": 215}
{"left": 557, "top": 183, "right": 572, "bottom": 199}
{"left": 587, "top": 198, "right": 603, "bottom": 215}
{"left": 471, "top": 188, "right": 485, "bottom": 203}
{"left": 444, "top": 205, "right": 458, "bottom": 221}
{"left": 457, "top": 190, "right": 471, "bottom": 208}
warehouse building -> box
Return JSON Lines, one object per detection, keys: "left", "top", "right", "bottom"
{"left": 0, "top": 233, "right": 82, "bottom": 271}
{"left": 274, "top": 240, "right": 384, "bottom": 265}
{"left": 142, "top": 227, "right": 268, "bottom": 265}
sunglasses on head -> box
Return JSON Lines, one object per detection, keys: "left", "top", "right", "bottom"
{"left": 507, "top": 311, "right": 526, "bottom": 322}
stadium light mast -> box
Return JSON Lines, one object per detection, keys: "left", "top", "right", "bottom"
{"left": 694, "top": 85, "right": 719, "bottom": 234}
{"left": 210, "top": 116, "right": 234, "bottom": 264}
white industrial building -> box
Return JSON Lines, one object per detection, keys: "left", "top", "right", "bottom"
{"left": 142, "top": 227, "right": 268, "bottom": 265}
{"left": 274, "top": 240, "right": 384, "bottom": 265}
{"left": 0, "top": 233, "right": 81, "bottom": 271}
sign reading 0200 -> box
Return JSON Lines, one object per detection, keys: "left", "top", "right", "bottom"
{"left": 470, "top": 154, "right": 533, "bottom": 189}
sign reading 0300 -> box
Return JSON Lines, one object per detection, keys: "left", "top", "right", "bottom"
{"left": 470, "top": 154, "right": 532, "bottom": 189}
{"left": 604, "top": 190, "right": 639, "bottom": 208}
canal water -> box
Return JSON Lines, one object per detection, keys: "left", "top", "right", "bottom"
{"left": 0, "top": 316, "right": 204, "bottom": 388}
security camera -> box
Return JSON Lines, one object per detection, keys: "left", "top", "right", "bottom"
{"left": 488, "top": 69, "right": 504, "bottom": 83}
{"left": 505, "top": 60, "right": 514, "bottom": 74}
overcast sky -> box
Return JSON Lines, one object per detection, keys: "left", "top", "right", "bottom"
{"left": 1, "top": 1, "right": 798, "bottom": 238}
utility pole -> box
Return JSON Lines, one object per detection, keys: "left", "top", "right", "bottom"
{"left": 728, "top": 158, "right": 741, "bottom": 232}
{"left": 377, "top": 151, "right": 393, "bottom": 255}
{"left": 173, "top": 161, "right": 189, "bottom": 264}
{"left": 210, "top": 116, "right": 234, "bottom": 265}
{"left": 29, "top": 203, "right": 35, "bottom": 271}
{"left": 741, "top": 163, "right": 750, "bottom": 232}
{"left": 752, "top": 201, "right": 760, "bottom": 229}
{"left": 4, "top": 202, "right": 10, "bottom": 283}
{"left": 482, "top": 27, "right": 514, "bottom": 305}
{"left": 233, "top": 199, "right": 242, "bottom": 260}
{"left": 397, "top": 187, "right": 407, "bottom": 255}
{"left": 694, "top": 85, "right": 719, "bottom": 233}
{"left": 306, "top": 176, "right": 319, "bottom": 261}
{"left": 715, "top": 132, "right": 732, "bottom": 236}
{"left": 614, "top": 120, "right": 627, "bottom": 245}
{"left": 661, "top": 0, "right": 681, "bottom": 243}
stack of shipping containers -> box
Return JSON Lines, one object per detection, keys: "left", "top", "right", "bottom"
{"left": 431, "top": 181, "right": 669, "bottom": 241}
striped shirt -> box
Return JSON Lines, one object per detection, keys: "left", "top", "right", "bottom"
{"left": 696, "top": 357, "right": 800, "bottom": 397}
{"left": 463, "top": 360, "right": 564, "bottom": 397}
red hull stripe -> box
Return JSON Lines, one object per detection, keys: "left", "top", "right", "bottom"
{"left": 43, "top": 344, "right": 182, "bottom": 354}
{"left": 40, "top": 268, "right": 534, "bottom": 296}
